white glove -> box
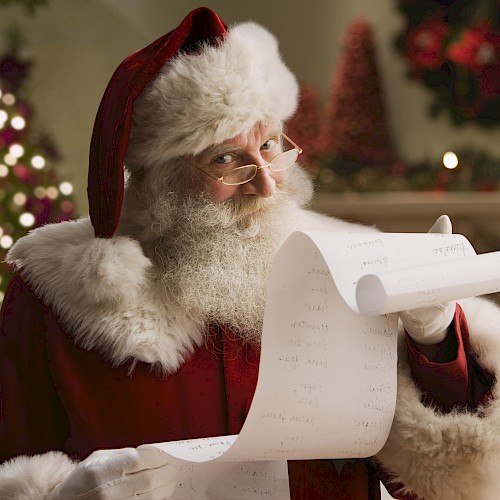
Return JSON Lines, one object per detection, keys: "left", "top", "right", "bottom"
{"left": 399, "top": 215, "right": 456, "bottom": 345}
{"left": 48, "top": 447, "right": 177, "bottom": 500}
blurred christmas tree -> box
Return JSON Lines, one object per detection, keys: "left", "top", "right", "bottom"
{"left": 0, "top": 33, "right": 75, "bottom": 302}
{"left": 284, "top": 18, "right": 500, "bottom": 194}
{"left": 319, "top": 19, "right": 397, "bottom": 191}
{"left": 286, "top": 83, "right": 325, "bottom": 171}
{"left": 324, "top": 19, "right": 395, "bottom": 164}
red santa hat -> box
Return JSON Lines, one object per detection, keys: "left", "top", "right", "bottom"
{"left": 88, "top": 7, "right": 298, "bottom": 238}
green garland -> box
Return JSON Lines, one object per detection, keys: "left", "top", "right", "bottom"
{"left": 316, "top": 149, "right": 500, "bottom": 193}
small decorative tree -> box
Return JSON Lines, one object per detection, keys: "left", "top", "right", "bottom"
{"left": 0, "top": 38, "right": 75, "bottom": 302}
{"left": 323, "top": 19, "right": 395, "bottom": 166}
{"left": 286, "top": 83, "right": 325, "bottom": 171}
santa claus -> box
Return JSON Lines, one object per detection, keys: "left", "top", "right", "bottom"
{"left": 1, "top": 7, "right": 499, "bottom": 500}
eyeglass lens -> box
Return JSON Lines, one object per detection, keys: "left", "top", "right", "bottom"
{"left": 222, "top": 149, "right": 299, "bottom": 185}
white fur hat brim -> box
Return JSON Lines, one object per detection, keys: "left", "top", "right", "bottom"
{"left": 126, "top": 21, "right": 299, "bottom": 170}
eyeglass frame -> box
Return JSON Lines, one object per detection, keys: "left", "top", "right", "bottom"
{"left": 189, "top": 132, "right": 303, "bottom": 186}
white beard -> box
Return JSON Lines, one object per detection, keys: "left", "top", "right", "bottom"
{"left": 119, "top": 165, "right": 313, "bottom": 343}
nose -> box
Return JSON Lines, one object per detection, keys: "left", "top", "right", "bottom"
{"left": 240, "top": 163, "right": 278, "bottom": 198}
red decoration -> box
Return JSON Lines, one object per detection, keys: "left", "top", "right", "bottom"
{"left": 285, "top": 83, "right": 325, "bottom": 170}
{"left": 396, "top": 0, "right": 500, "bottom": 125}
{"left": 13, "top": 164, "right": 36, "bottom": 184}
{"left": 446, "top": 24, "right": 500, "bottom": 102}
{"left": 0, "top": 128, "right": 17, "bottom": 147}
{"left": 323, "top": 19, "right": 395, "bottom": 166}
{"left": 405, "top": 19, "right": 449, "bottom": 70}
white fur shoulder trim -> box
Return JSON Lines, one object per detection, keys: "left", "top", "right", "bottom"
{"left": 8, "top": 218, "right": 151, "bottom": 305}
{"left": 7, "top": 219, "right": 204, "bottom": 373}
{"left": 377, "top": 296, "right": 500, "bottom": 499}
{"left": 0, "top": 452, "right": 76, "bottom": 499}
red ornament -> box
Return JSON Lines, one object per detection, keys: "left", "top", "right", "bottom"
{"left": 60, "top": 200, "right": 74, "bottom": 213}
{"left": 405, "top": 20, "right": 449, "bottom": 70}
{"left": 446, "top": 24, "right": 500, "bottom": 73}
{"left": 0, "top": 129, "right": 17, "bottom": 147}
{"left": 13, "top": 164, "right": 37, "bottom": 185}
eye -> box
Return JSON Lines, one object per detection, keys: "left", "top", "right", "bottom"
{"left": 213, "top": 154, "right": 234, "bottom": 165}
{"left": 261, "top": 138, "right": 278, "bottom": 151}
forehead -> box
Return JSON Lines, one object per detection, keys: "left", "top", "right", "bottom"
{"left": 198, "top": 121, "right": 282, "bottom": 157}
{"left": 224, "top": 120, "right": 282, "bottom": 144}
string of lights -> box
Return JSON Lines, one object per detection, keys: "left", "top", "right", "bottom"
{"left": 0, "top": 73, "right": 75, "bottom": 302}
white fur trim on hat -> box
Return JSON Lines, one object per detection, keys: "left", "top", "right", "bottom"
{"left": 0, "top": 452, "right": 76, "bottom": 499}
{"left": 126, "top": 22, "right": 299, "bottom": 170}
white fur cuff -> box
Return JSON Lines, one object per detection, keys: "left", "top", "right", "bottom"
{"left": 0, "top": 452, "right": 77, "bottom": 499}
{"left": 376, "top": 304, "right": 500, "bottom": 499}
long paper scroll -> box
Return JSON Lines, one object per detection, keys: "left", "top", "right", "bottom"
{"left": 143, "top": 230, "right": 500, "bottom": 499}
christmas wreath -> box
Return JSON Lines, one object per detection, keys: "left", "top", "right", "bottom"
{"left": 395, "top": 0, "right": 500, "bottom": 126}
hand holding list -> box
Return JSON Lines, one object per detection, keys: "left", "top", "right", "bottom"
{"left": 143, "top": 228, "right": 500, "bottom": 499}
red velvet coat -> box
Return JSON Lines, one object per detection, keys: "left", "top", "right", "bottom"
{"left": 0, "top": 273, "right": 494, "bottom": 500}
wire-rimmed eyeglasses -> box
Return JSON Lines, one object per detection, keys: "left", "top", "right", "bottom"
{"left": 190, "top": 133, "right": 302, "bottom": 186}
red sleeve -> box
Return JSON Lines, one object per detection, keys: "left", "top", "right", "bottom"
{"left": 379, "top": 305, "right": 496, "bottom": 499}
{"left": 406, "top": 304, "right": 494, "bottom": 412}
{"left": 0, "top": 275, "right": 68, "bottom": 463}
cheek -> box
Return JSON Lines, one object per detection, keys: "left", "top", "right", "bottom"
{"left": 271, "top": 168, "right": 289, "bottom": 185}
{"left": 185, "top": 172, "right": 239, "bottom": 201}
{"left": 206, "top": 182, "right": 240, "bottom": 202}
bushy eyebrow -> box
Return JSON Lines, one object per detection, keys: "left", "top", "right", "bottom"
{"left": 197, "top": 127, "right": 283, "bottom": 161}
{"left": 202, "top": 144, "right": 241, "bottom": 158}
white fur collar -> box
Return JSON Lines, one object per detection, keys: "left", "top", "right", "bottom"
{"left": 5, "top": 213, "right": 367, "bottom": 373}
{"left": 6, "top": 218, "right": 205, "bottom": 373}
